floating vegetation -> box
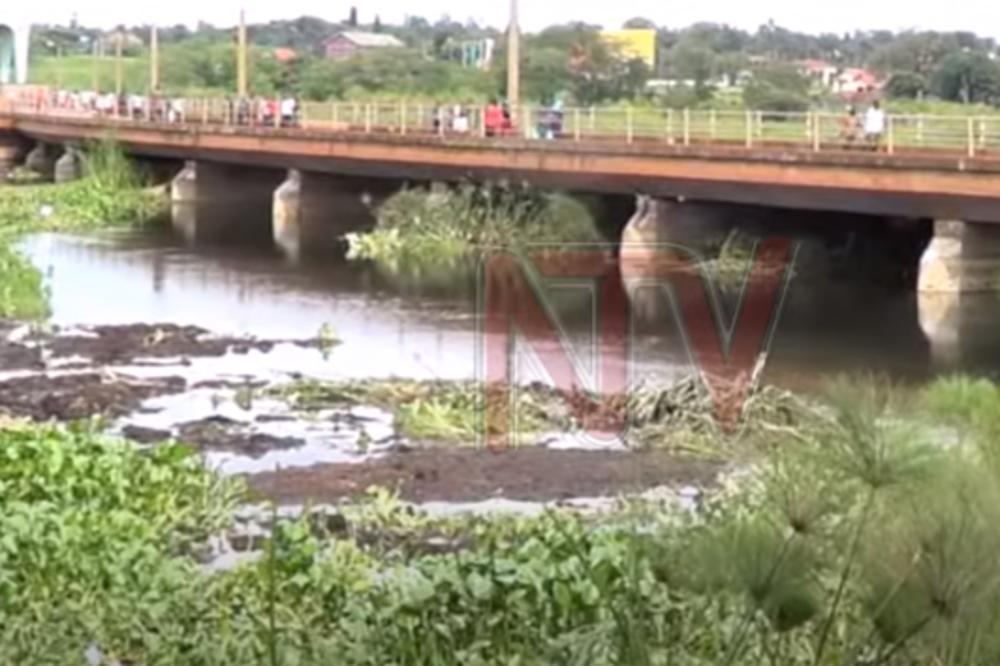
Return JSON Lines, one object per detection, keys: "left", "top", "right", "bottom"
{"left": 266, "top": 375, "right": 812, "bottom": 453}
{"left": 346, "top": 184, "right": 606, "bottom": 287}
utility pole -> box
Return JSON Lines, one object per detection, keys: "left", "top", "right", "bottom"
{"left": 237, "top": 9, "right": 248, "bottom": 98}
{"left": 150, "top": 24, "right": 160, "bottom": 93}
{"left": 506, "top": 0, "right": 520, "bottom": 111}
{"left": 115, "top": 31, "right": 124, "bottom": 96}
{"left": 91, "top": 40, "right": 100, "bottom": 92}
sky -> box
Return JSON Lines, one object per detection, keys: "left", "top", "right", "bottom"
{"left": 14, "top": 1, "right": 1000, "bottom": 37}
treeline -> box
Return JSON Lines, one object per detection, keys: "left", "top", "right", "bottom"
{"left": 27, "top": 16, "right": 1000, "bottom": 107}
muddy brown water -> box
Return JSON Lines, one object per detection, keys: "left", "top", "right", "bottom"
{"left": 12, "top": 227, "right": 1000, "bottom": 505}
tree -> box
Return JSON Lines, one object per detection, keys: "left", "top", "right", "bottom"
{"left": 623, "top": 18, "right": 657, "bottom": 30}
{"left": 374, "top": 16, "right": 382, "bottom": 33}
{"left": 870, "top": 32, "right": 958, "bottom": 79}
{"left": 743, "top": 63, "right": 811, "bottom": 112}
{"left": 885, "top": 71, "right": 929, "bottom": 99}
{"left": 932, "top": 51, "right": 1000, "bottom": 104}
{"left": 668, "top": 39, "right": 717, "bottom": 95}
{"left": 348, "top": 7, "right": 358, "bottom": 28}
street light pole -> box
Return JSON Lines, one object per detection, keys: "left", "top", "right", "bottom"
{"left": 91, "top": 40, "right": 100, "bottom": 92}
{"left": 114, "top": 31, "right": 124, "bottom": 97}
{"left": 150, "top": 24, "right": 160, "bottom": 93}
{"left": 237, "top": 9, "right": 248, "bottom": 98}
{"left": 507, "top": 0, "right": 520, "bottom": 112}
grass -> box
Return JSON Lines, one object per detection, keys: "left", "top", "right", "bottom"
{"left": 29, "top": 55, "right": 151, "bottom": 93}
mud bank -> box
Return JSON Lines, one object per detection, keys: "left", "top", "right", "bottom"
{"left": 0, "top": 323, "right": 319, "bottom": 421}
{"left": 246, "top": 448, "right": 726, "bottom": 504}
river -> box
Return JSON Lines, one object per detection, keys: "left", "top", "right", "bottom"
{"left": 19, "top": 227, "right": 1000, "bottom": 388}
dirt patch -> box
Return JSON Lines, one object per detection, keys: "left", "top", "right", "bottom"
{"left": 246, "top": 449, "right": 725, "bottom": 504}
{"left": 124, "top": 417, "right": 306, "bottom": 457}
{"left": 0, "top": 343, "right": 43, "bottom": 372}
{"left": 176, "top": 416, "right": 305, "bottom": 457}
{"left": 0, "top": 373, "right": 186, "bottom": 421}
{"left": 48, "top": 324, "right": 279, "bottom": 365}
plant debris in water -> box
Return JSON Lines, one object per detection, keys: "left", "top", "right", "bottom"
{"left": 266, "top": 375, "right": 811, "bottom": 454}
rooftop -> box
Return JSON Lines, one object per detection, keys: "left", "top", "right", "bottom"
{"left": 329, "top": 31, "right": 404, "bottom": 48}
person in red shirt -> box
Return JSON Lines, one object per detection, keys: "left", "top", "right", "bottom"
{"left": 485, "top": 99, "right": 504, "bottom": 138}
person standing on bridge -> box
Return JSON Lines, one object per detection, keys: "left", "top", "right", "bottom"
{"left": 864, "top": 101, "right": 886, "bottom": 150}
{"left": 840, "top": 106, "right": 861, "bottom": 148}
{"left": 485, "top": 99, "right": 504, "bottom": 137}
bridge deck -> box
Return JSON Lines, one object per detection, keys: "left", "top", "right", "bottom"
{"left": 5, "top": 108, "right": 1000, "bottom": 221}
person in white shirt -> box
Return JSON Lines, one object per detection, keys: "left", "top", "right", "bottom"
{"left": 864, "top": 101, "right": 886, "bottom": 149}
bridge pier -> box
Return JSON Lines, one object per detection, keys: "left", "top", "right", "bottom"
{"left": 171, "top": 161, "right": 285, "bottom": 244}
{"left": 918, "top": 220, "right": 1000, "bottom": 294}
{"left": 0, "top": 132, "right": 25, "bottom": 179}
{"left": 273, "top": 170, "right": 391, "bottom": 260}
{"left": 54, "top": 146, "right": 84, "bottom": 183}
{"left": 24, "top": 142, "right": 55, "bottom": 179}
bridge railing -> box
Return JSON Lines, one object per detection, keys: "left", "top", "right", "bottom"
{"left": 6, "top": 95, "right": 1000, "bottom": 159}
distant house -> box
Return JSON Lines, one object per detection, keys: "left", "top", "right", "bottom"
{"left": 795, "top": 61, "right": 882, "bottom": 99}
{"left": 834, "top": 68, "right": 881, "bottom": 98}
{"left": 324, "top": 31, "right": 404, "bottom": 61}
{"left": 273, "top": 48, "right": 299, "bottom": 63}
{"left": 799, "top": 59, "right": 838, "bottom": 88}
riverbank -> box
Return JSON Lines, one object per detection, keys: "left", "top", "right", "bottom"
{"left": 0, "top": 143, "right": 165, "bottom": 318}
{"left": 3, "top": 153, "right": 1000, "bottom": 663}
{"left": 2, "top": 374, "right": 1000, "bottom": 663}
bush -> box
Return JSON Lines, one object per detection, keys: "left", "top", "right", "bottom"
{"left": 743, "top": 64, "right": 811, "bottom": 112}
{"left": 885, "top": 71, "right": 930, "bottom": 99}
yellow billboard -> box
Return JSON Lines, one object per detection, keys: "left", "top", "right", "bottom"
{"left": 601, "top": 29, "right": 658, "bottom": 68}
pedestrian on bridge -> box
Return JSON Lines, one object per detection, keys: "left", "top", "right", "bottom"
{"left": 485, "top": 99, "right": 504, "bottom": 137}
{"left": 864, "top": 101, "right": 886, "bottom": 150}
{"left": 840, "top": 106, "right": 861, "bottom": 148}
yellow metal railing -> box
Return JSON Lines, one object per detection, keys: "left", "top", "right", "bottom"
{"left": 5, "top": 95, "right": 1000, "bottom": 159}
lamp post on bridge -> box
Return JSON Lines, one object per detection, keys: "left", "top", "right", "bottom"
{"left": 114, "top": 30, "right": 124, "bottom": 97}
{"left": 506, "top": 0, "right": 520, "bottom": 115}
{"left": 237, "top": 9, "right": 249, "bottom": 98}
{"left": 150, "top": 24, "right": 160, "bottom": 94}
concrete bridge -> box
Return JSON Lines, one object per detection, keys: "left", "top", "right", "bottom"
{"left": 2, "top": 103, "right": 1000, "bottom": 297}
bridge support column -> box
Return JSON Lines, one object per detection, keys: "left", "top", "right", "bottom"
{"left": 0, "top": 133, "right": 26, "bottom": 179}
{"left": 24, "top": 143, "right": 55, "bottom": 179}
{"left": 273, "top": 170, "right": 389, "bottom": 260}
{"left": 54, "top": 146, "right": 84, "bottom": 184}
{"left": 170, "top": 161, "right": 285, "bottom": 244}
{"left": 918, "top": 220, "right": 1000, "bottom": 294}
{"left": 918, "top": 220, "right": 1000, "bottom": 369}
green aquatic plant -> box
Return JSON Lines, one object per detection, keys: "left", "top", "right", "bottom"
{"left": 6, "top": 378, "right": 1000, "bottom": 664}
{"left": 0, "top": 241, "right": 50, "bottom": 319}
{"left": 346, "top": 184, "right": 605, "bottom": 277}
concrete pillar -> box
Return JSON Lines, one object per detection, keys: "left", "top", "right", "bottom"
{"left": 272, "top": 170, "right": 390, "bottom": 260}
{"left": 918, "top": 220, "right": 1000, "bottom": 294}
{"left": 0, "top": 132, "right": 25, "bottom": 178}
{"left": 24, "top": 143, "right": 55, "bottom": 179}
{"left": 919, "top": 291, "right": 1000, "bottom": 373}
{"left": 170, "top": 161, "right": 285, "bottom": 244}
{"left": 54, "top": 146, "right": 84, "bottom": 183}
